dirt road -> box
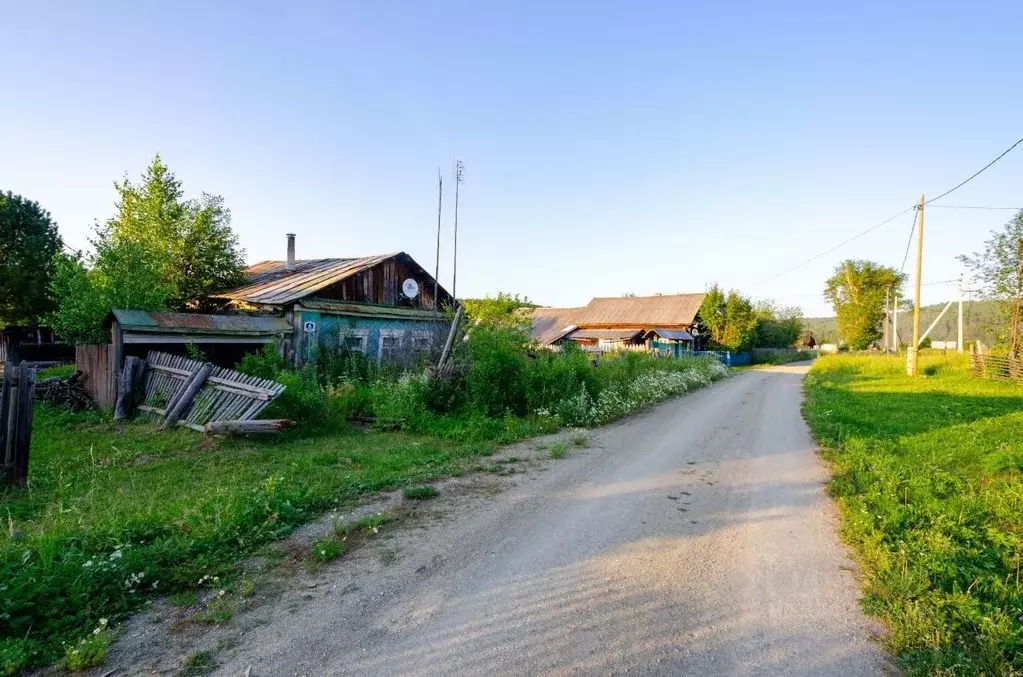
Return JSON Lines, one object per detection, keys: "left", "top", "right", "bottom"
{"left": 215, "top": 364, "right": 888, "bottom": 676}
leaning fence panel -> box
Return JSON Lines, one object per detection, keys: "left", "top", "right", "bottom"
{"left": 138, "top": 351, "right": 286, "bottom": 431}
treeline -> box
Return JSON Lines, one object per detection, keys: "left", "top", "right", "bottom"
{"left": 698, "top": 285, "right": 806, "bottom": 351}
{"left": 1, "top": 156, "right": 246, "bottom": 343}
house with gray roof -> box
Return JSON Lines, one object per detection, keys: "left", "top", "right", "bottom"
{"left": 529, "top": 293, "right": 705, "bottom": 352}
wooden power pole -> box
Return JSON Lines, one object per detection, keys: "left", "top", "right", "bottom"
{"left": 908, "top": 194, "right": 925, "bottom": 376}
{"left": 958, "top": 275, "right": 965, "bottom": 354}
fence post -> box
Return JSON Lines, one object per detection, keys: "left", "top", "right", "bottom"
{"left": 114, "top": 356, "right": 145, "bottom": 421}
{"left": 0, "top": 363, "right": 11, "bottom": 468}
{"left": 14, "top": 365, "right": 35, "bottom": 484}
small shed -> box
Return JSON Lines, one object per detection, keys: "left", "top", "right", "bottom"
{"left": 107, "top": 310, "right": 291, "bottom": 370}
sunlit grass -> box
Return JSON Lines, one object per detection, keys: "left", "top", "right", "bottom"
{"left": 804, "top": 352, "right": 1023, "bottom": 675}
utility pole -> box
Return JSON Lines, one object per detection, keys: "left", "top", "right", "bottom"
{"left": 452, "top": 160, "right": 464, "bottom": 301}
{"left": 958, "top": 275, "right": 964, "bottom": 354}
{"left": 908, "top": 194, "right": 925, "bottom": 376}
{"left": 434, "top": 169, "right": 443, "bottom": 311}
{"left": 893, "top": 295, "right": 899, "bottom": 350}
{"left": 883, "top": 288, "right": 891, "bottom": 353}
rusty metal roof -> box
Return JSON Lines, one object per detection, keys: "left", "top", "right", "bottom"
{"left": 109, "top": 310, "right": 290, "bottom": 336}
{"left": 215, "top": 253, "right": 400, "bottom": 305}
{"left": 529, "top": 307, "right": 584, "bottom": 344}
{"left": 574, "top": 293, "right": 705, "bottom": 327}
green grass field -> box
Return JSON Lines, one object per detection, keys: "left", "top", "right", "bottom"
{"left": 804, "top": 353, "right": 1023, "bottom": 675}
{"left": 0, "top": 407, "right": 555, "bottom": 673}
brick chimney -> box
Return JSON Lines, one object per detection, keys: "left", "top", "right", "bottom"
{"left": 286, "top": 233, "right": 296, "bottom": 271}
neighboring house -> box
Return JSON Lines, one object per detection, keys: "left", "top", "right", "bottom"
{"left": 215, "top": 234, "right": 453, "bottom": 365}
{"left": 529, "top": 293, "right": 705, "bottom": 352}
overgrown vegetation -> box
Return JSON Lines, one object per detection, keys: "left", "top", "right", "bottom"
{"left": 804, "top": 353, "right": 1023, "bottom": 675}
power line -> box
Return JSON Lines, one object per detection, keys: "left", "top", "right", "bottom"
{"left": 924, "top": 136, "right": 1023, "bottom": 204}
{"left": 927, "top": 204, "right": 1022, "bottom": 210}
{"left": 756, "top": 205, "right": 916, "bottom": 285}
{"left": 898, "top": 206, "right": 918, "bottom": 273}
{"left": 920, "top": 278, "right": 958, "bottom": 286}
{"left": 756, "top": 135, "right": 1023, "bottom": 287}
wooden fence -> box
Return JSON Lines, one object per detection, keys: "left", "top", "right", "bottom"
{"left": 1, "top": 363, "right": 36, "bottom": 485}
{"left": 76, "top": 344, "right": 116, "bottom": 409}
{"left": 137, "top": 351, "right": 286, "bottom": 431}
{"left": 970, "top": 349, "right": 1023, "bottom": 383}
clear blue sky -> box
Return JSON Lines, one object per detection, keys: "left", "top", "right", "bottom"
{"left": 3, "top": 1, "right": 1021, "bottom": 316}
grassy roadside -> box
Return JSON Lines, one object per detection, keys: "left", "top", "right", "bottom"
{"left": 803, "top": 353, "right": 1023, "bottom": 675}
{"left": 1, "top": 357, "right": 727, "bottom": 674}
{"left": 0, "top": 408, "right": 551, "bottom": 673}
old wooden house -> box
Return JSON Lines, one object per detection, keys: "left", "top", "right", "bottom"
{"left": 529, "top": 293, "right": 704, "bottom": 352}
{"left": 215, "top": 235, "right": 453, "bottom": 364}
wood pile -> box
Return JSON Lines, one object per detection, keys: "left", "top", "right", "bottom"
{"left": 34, "top": 371, "right": 93, "bottom": 410}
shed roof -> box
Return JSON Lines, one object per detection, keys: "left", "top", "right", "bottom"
{"left": 108, "top": 310, "right": 290, "bottom": 336}
{"left": 215, "top": 253, "right": 448, "bottom": 306}
{"left": 647, "top": 328, "right": 695, "bottom": 341}
{"left": 574, "top": 293, "right": 705, "bottom": 327}
{"left": 529, "top": 307, "right": 584, "bottom": 344}
{"left": 569, "top": 328, "right": 644, "bottom": 341}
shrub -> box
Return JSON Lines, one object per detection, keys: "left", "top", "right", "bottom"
{"left": 236, "top": 343, "right": 288, "bottom": 380}
{"left": 424, "top": 373, "right": 466, "bottom": 413}
{"left": 261, "top": 368, "right": 328, "bottom": 423}
{"left": 465, "top": 327, "right": 528, "bottom": 416}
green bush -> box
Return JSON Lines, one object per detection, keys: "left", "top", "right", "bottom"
{"left": 465, "top": 327, "right": 528, "bottom": 416}
{"left": 236, "top": 343, "right": 288, "bottom": 380}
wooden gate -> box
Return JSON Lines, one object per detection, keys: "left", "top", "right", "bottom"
{"left": 0, "top": 363, "right": 36, "bottom": 485}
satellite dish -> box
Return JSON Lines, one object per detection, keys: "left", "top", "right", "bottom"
{"left": 402, "top": 278, "right": 419, "bottom": 298}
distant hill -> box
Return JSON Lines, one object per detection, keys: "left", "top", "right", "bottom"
{"left": 805, "top": 300, "right": 1002, "bottom": 346}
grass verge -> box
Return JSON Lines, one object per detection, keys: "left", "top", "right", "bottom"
{"left": 803, "top": 352, "right": 1023, "bottom": 675}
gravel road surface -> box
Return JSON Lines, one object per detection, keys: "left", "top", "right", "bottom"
{"left": 215, "top": 364, "right": 888, "bottom": 676}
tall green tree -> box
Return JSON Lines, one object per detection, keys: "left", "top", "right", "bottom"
{"left": 699, "top": 285, "right": 759, "bottom": 351}
{"left": 0, "top": 191, "right": 62, "bottom": 324}
{"left": 99, "top": 156, "right": 246, "bottom": 310}
{"left": 49, "top": 156, "right": 246, "bottom": 342}
{"left": 823, "top": 260, "right": 904, "bottom": 350}
{"left": 959, "top": 210, "right": 1023, "bottom": 354}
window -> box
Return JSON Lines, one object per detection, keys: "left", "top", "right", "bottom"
{"left": 337, "top": 329, "right": 369, "bottom": 354}
{"left": 378, "top": 329, "right": 404, "bottom": 362}
{"left": 408, "top": 331, "right": 433, "bottom": 354}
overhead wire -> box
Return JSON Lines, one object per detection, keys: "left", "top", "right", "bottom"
{"left": 898, "top": 206, "right": 918, "bottom": 273}
{"left": 924, "top": 136, "right": 1023, "bottom": 204}
{"left": 756, "top": 135, "right": 1023, "bottom": 286}
{"left": 927, "top": 204, "right": 1022, "bottom": 210}
{"left": 756, "top": 205, "right": 916, "bottom": 285}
